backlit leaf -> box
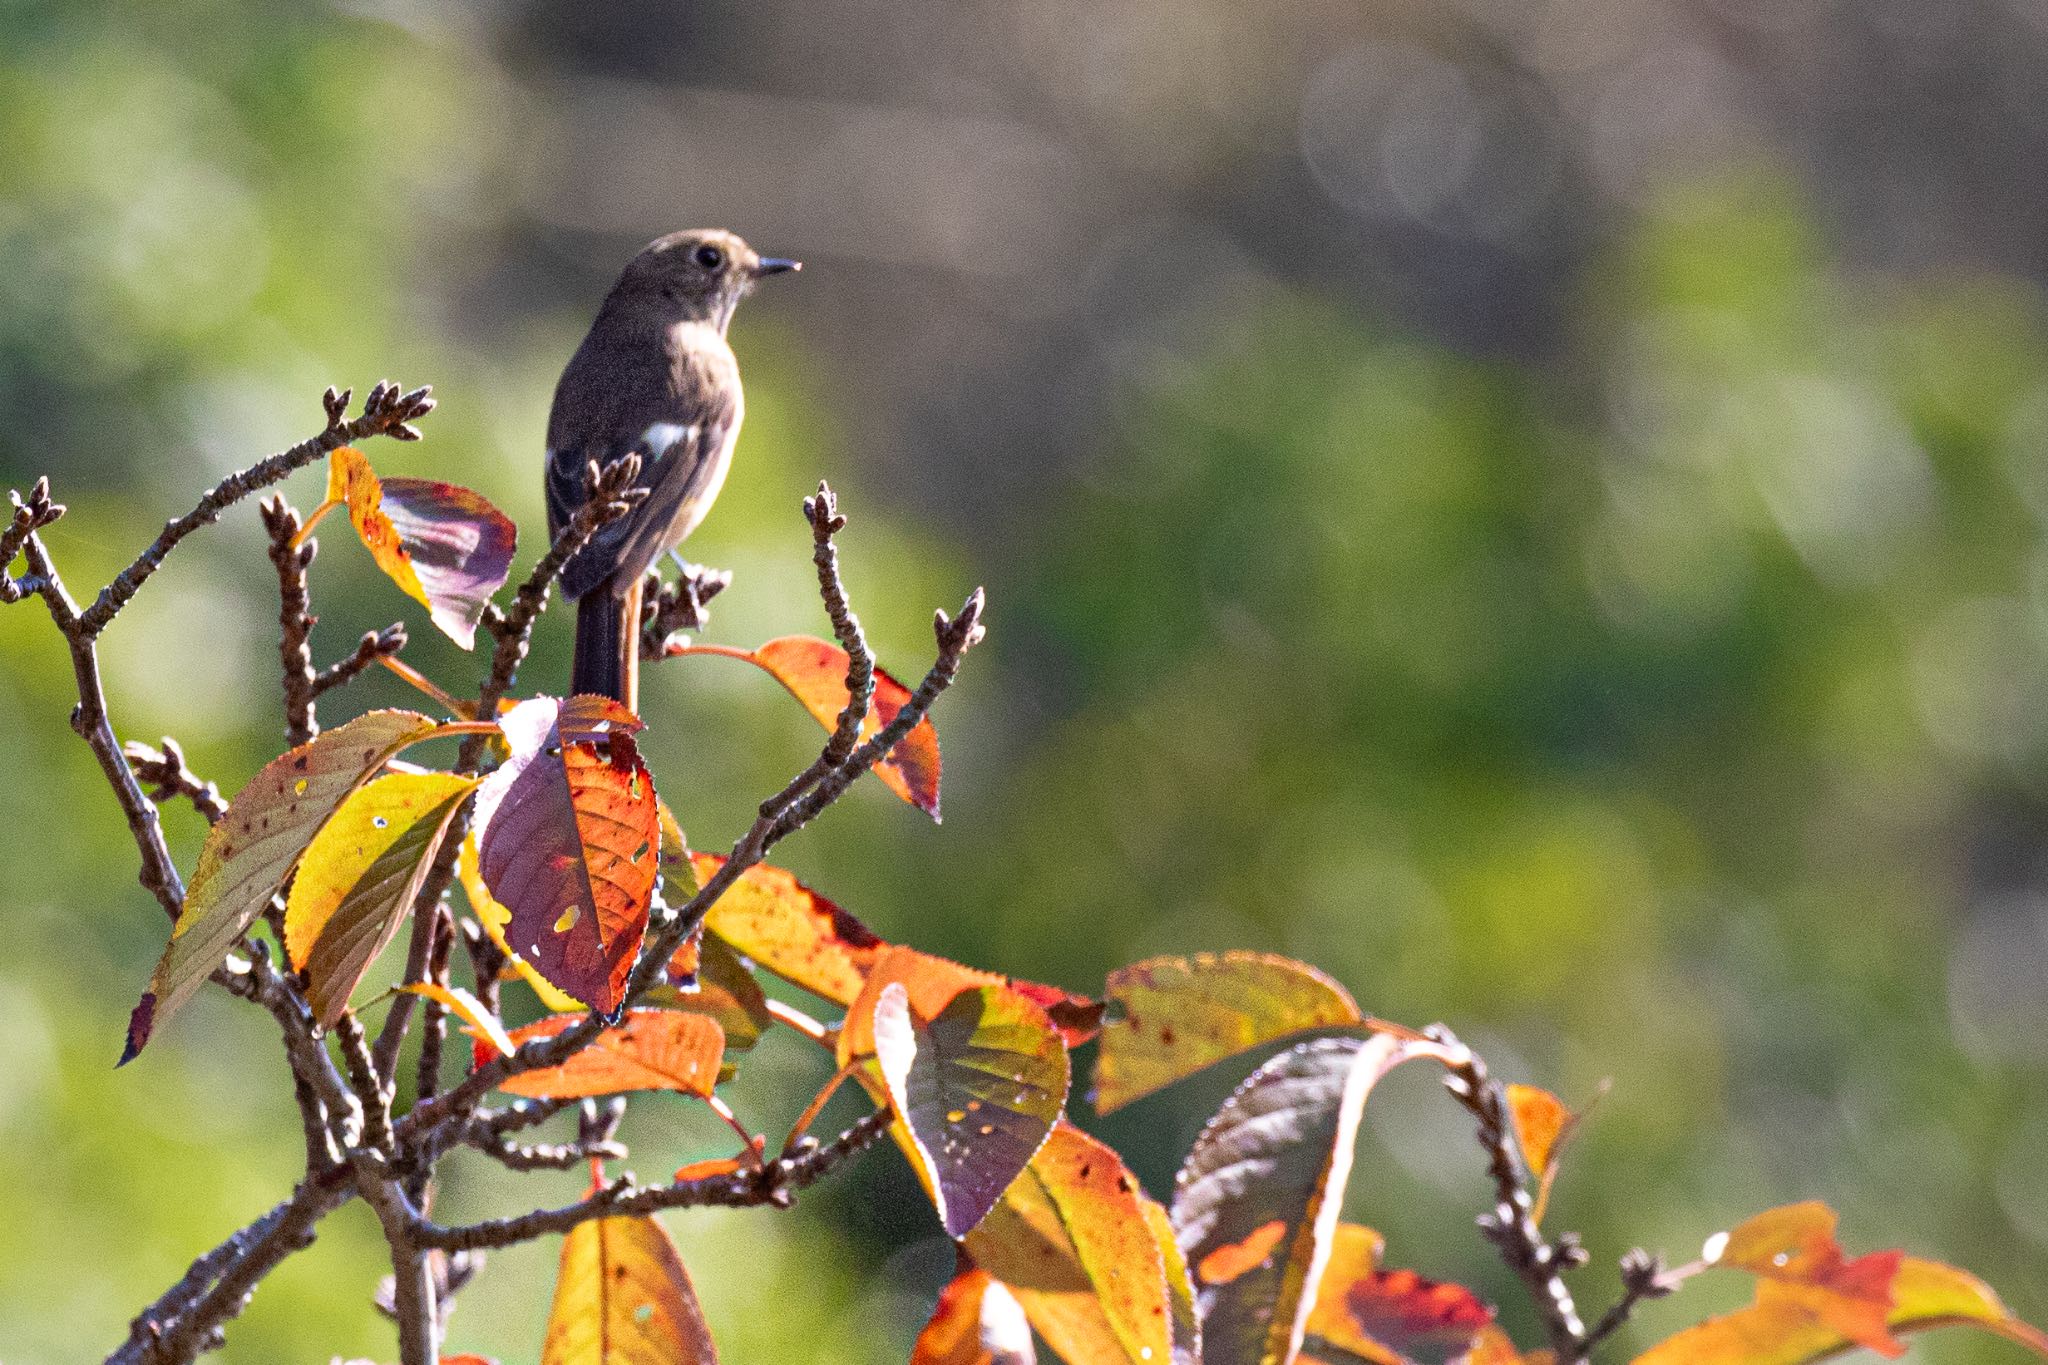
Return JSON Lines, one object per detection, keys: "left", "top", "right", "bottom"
{"left": 669, "top": 636, "right": 941, "bottom": 818}
{"left": 1171, "top": 1033, "right": 1460, "bottom": 1365}
{"left": 875, "top": 981, "right": 1070, "bottom": 1238}
{"left": 487, "top": 1009, "right": 726, "bottom": 1100}
{"left": 1302, "top": 1225, "right": 1493, "bottom": 1365}
{"left": 1635, "top": 1255, "right": 2048, "bottom": 1365}
{"left": 1145, "top": 1194, "right": 1203, "bottom": 1365}
{"left": 843, "top": 946, "right": 1103, "bottom": 1066}
{"left": 1095, "top": 953, "right": 1362, "bottom": 1114}
{"left": 458, "top": 831, "right": 584, "bottom": 1013}
{"left": 472, "top": 696, "right": 661, "bottom": 1014}
{"left": 543, "top": 1207, "right": 718, "bottom": 1364}
{"left": 285, "top": 770, "right": 476, "bottom": 1025}
{"left": 1504, "top": 1083, "right": 1592, "bottom": 1225}
{"left": 327, "top": 445, "right": 517, "bottom": 649}
{"left": 646, "top": 934, "right": 772, "bottom": 1054}
{"left": 965, "top": 1123, "right": 1177, "bottom": 1365}
{"left": 122, "top": 709, "right": 447, "bottom": 1062}
{"left": 1465, "top": 1326, "right": 1553, "bottom": 1365}
{"left": 694, "top": 853, "right": 884, "bottom": 1004}
{"left": 913, "top": 1259, "right": 1037, "bottom": 1365}
{"left": 404, "top": 981, "right": 514, "bottom": 1058}
{"left": 1716, "top": 1203, "right": 1905, "bottom": 1357}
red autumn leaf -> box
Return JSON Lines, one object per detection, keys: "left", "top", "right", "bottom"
{"left": 483, "top": 1009, "right": 726, "bottom": 1100}
{"left": 964, "top": 1123, "right": 1181, "bottom": 1365}
{"left": 325, "top": 446, "right": 518, "bottom": 649}
{"left": 472, "top": 696, "right": 661, "bottom": 1014}
{"left": 912, "top": 1257, "right": 1037, "bottom": 1365}
{"left": 1094, "top": 952, "right": 1363, "bottom": 1114}
{"left": 543, "top": 1201, "right": 719, "bottom": 1363}
{"left": 1171, "top": 1032, "right": 1462, "bottom": 1365}
{"left": 1304, "top": 1224, "right": 1493, "bottom": 1365}
{"left": 669, "top": 635, "right": 941, "bottom": 818}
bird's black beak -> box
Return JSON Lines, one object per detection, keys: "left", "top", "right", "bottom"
{"left": 752, "top": 257, "right": 802, "bottom": 278}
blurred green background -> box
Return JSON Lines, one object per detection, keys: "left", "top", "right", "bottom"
{"left": 4, "top": 0, "right": 2047, "bottom": 1360}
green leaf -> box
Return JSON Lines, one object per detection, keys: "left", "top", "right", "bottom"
{"left": 876, "top": 982, "right": 1070, "bottom": 1238}
{"left": 286, "top": 770, "right": 477, "bottom": 1025}
{"left": 1171, "top": 1033, "right": 1458, "bottom": 1365}
{"left": 122, "top": 710, "right": 448, "bottom": 1063}
{"left": 1094, "top": 952, "right": 1362, "bottom": 1114}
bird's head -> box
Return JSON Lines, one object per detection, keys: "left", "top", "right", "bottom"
{"left": 609, "top": 228, "right": 800, "bottom": 332}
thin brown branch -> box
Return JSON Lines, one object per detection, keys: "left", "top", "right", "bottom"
{"left": 260, "top": 496, "right": 320, "bottom": 747}
{"left": 336, "top": 1014, "right": 396, "bottom": 1157}
{"left": 312, "top": 623, "right": 407, "bottom": 697}
{"left": 81, "top": 381, "right": 432, "bottom": 636}
{"left": 1579, "top": 1249, "right": 1681, "bottom": 1358}
{"left": 1435, "top": 1026, "right": 1590, "bottom": 1360}
{"left": 414, "top": 1107, "right": 892, "bottom": 1252}
{"left": 637, "top": 559, "right": 732, "bottom": 657}
{"left": 124, "top": 738, "right": 228, "bottom": 825}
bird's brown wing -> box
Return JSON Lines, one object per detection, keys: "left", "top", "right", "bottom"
{"left": 545, "top": 333, "right": 742, "bottom": 602}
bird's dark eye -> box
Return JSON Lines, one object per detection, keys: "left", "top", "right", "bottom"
{"left": 693, "top": 244, "right": 724, "bottom": 270}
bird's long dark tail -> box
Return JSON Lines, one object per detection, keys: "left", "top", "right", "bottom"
{"left": 571, "top": 577, "right": 643, "bottom": 710}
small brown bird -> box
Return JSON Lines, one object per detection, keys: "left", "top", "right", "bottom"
{"left": 546, "top": 228, "right": 799, "bottom": 708}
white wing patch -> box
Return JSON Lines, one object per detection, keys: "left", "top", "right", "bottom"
{"left": 638, "top": 422, "right": 697, "bottom": 459}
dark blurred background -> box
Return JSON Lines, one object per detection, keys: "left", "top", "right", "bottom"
{"left": 4, "top": 0, "right": 2047, "bottom": 1359}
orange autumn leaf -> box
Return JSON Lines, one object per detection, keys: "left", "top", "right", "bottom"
{"left": 841, "top": 945, "right": 1100, "bottom": 1065}
{"left": 694, "top": 853, "right": 884, "bottom": 1004}
{"left": 669, "top": 636, "right": 941, "bottom": 818}
{"left": 1467, "top": 1326, "right": 1554, "bottom": 1365}
{"left": 964, "top": 1123, "right": 1178, "bottom": 1365}
{"left": 1504, "top": 1082, "right": 1598, "bottom": 1225}
{"left": 1636, "top": 1255, "right": 2048, "bottom": 1365}
{"left": 1198, "top": 1220, "right": 1292, "bottom": 1289}
{"left": 1715, "top": 1203, "right": 1905, "bottom": 1357}
{"left": 542, "top": 1205, "right": 718, "bottom": 1364}
{"left": 912, "top": 1259, "right": 1036, "bottom": 1365}
{"left": 486, "top": 1009, "right": 725, "bottom": 1101}
{"left": 1304, "top": 1224, "right": 1493, "bottom": 1365}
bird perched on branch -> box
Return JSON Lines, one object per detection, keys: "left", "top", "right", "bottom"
{"left": 546, "top": 228, "right": 800, "bottom": 709}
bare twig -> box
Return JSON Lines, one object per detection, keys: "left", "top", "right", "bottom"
{"left": 637, "top": 559, "right": 732, "bottom": 656}
{"left": 312, "top": 623, "right": 407, "bottom": 697}
{"left": 124, "top": 738, "right": 228, "bottom": 825}
{"left": 1435, "top": 1026, "right": 1590, "bottom": 1360}
{"left": 81, "top": 381, "right": 431, "bottom": 636}
{"left": 261, "top": 497, "right": 320, "bottom": 747}
{"left": 414, "top": 1107, "right": 892, "bottom": 1252}
{"left": 1579, "top": 1249, "right": 1681, "bottom": 1358}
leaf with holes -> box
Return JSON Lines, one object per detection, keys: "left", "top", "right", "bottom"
{"left": 1094, "top": 952, "right": 1362, "bottom": 1114}
{"left": 1639, "top": 1205, "right": 2048, "bottom": 1365}
{"left": 964, "top": 1123, "right": 1179, "bottom": 1365}
{"left": 913, "top": 1257, "right": 1037, "bottom": 1365}
{"left": 326, "top": 445, "right": 517, "bottom": 648}
{"left": 543, "top": 1206, "right": 719, "bottom": 1364}
{"left": 1171, "top": 1032, "right": 1461, "bottom": 1365}
{"left": 669, "top": 635, "right": 941, "bottom": 818}
{"left": 478, "top": 1009, "right": 726, "bottom": 1100}
{"left": 472, "top": 696, "right": 660, "bottom": 1014}
{"left": 1300, "top": 1225, "right": 1493, "bottom": 1365}
{"left": 874, "top": 981, "right": 1069, "bottom": 1238}
{"left": 458, "top": 831, "right": 585, "bottom": 1013}
{"left": 285, "top": 770, "right": 476, "bottom": 1025}
{"left": 122, "top": 709, "right": 449, "bottom": 1063}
